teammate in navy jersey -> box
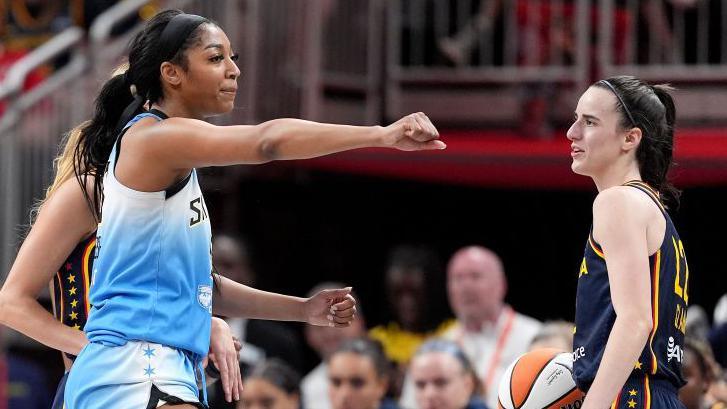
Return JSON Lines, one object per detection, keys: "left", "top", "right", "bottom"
{"left": 0, "top": 8, "right": 443, "bottom": 409}
{"left": 568, "top": 75, "right": 688, "bottom": 409}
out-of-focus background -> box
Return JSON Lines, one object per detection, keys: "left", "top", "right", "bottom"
{"left": 1, "top": 1, "right": 726, "bottom": 408}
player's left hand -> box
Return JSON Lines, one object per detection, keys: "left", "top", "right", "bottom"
{"left": 208, "top": 317, "right": 243, "bottom": 402}
{"left": 304, "top": 287, "right": 357, "bottom": 327}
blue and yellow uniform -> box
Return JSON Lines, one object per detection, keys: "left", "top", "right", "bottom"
{"left": 573, "top": 181, "right": 688, "bottom": 409}
{"left": 50, "top": 234, "right": 96, "bottom": 409}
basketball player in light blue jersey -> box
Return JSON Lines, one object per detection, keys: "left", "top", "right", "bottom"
{"left": 0, "top": 69, "right": 243, "bottom": 408}
{"left": 57, "top": 9, "right": 444, "bottom": 409}
{"left": 568, "top": 76, "right": 688, "bottom": 409}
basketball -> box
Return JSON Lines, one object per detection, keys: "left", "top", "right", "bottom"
{"left": 497, "top": 348, "right": 585, "bottom": 409}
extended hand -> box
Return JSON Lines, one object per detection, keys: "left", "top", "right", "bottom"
{"left": 304, "top": 287, "right": 357, "bottom": 327}
{"left": 382, "top": 112, "right": 445, "bottom": 151}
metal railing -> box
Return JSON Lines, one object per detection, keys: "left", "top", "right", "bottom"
{"left": 0, "top": 26, "right": 87, "bottom": 276}
{"left": 385, "top": 0, "right": 592, "bottom": 125}
{"left": 599, "top": 0, "right": 727, "bottom": 80}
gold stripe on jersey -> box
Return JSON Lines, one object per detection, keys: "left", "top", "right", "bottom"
{"left": 648, "top": 250, "right": 661, "bottom": 374}
{"left": 82, "top": 239, "right": 96, "bottom": 317}
{"left": 589, "top": 235, "right": 605, "bottom": 259}
{"left": 56, "top": 271, "right": 65, "bottom": 324}
{"left": 644, "top": 375, "right": 652, "bottom": 409}
{"left": 623, "top": 181, "right": 666, "bottom": 213}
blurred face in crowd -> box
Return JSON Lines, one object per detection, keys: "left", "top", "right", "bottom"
{"left": 213, "top": 235, "right": 255, "bottom": 285}
{"left": 678, "top": 349, "right": 709, "bottom": 409}
{"left": 239, "top": 377, "right": 299, "bottom": 409}
{"left": 306, "top": 316, "right": 365, "bottom": 359}
{"left": 386, "top": 266, "right": 426, "bottom": 330}
{"left": 447, "top": 247, "right": 506, "bottom": 327}
{"left": 411, "top": 351, "right": 474, "bottom": 409}
{"left": 328, "top": 352, "right": 388, "bottom": 409}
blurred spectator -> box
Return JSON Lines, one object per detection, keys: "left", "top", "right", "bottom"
{"left": 210, "top": 233, "right": 304, "bottom": 408}
{"left": 679, "top": 337, "right": 727, "bottom": 409}
{"left": 328, "top": 338, "right": 398, "bottom": 409}
{"left": 239, "top": 359, "right": 301, "bottom": 409}
{"left": 442, "top": 245, "right": 539, "bottom": 408}
{"left": 409, "top": 339, "right": 488, "bottom": 409}
{"left": 527, "top": 320, "right": 575, "bottom": 352}
{"left": 714, "top": 294, "right": 727, "bottom": 326}
{"left": 302, "top": 282, "right": 367, "bottom": 409}
{"left": 369, "top": 245, "right": 451, "bottom": 396}
{"left": 687, "top": 305, "right": 712, "bottom": 342}
{"left": 400, "top": 246, "right": 540, "bottom": 409}
{"left": 710, "top": 323, "right": 727, "bottom": 370}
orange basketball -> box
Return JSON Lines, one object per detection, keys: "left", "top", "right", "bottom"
{"left": 497, "top": 348, "right": 585, "bottom": 409}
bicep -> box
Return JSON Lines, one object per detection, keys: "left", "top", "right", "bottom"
{"left": 144, "top": 119, "right": 268, "bottom": 169}
{"left": 2, "top": 180, "right": 95, "bottom": 297}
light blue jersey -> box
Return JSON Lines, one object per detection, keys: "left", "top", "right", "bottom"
{"left": 84, "top": 110, "right": 213, "bottom": 357}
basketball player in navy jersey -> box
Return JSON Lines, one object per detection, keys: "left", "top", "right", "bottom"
{"left": 568, "top": 75, "right": 688, "bottom": 409}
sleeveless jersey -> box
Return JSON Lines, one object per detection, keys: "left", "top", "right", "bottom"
{"left": 52, "top": 234, "right": 96, "bottom": 332}
{"left": 84, "top": 110, "right": 213, "bottom": 356}
{"left": 573, "top": 181, "right": 688, "bottom": 391}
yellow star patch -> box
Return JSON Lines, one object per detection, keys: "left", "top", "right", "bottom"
{"left": 634, "top": 361, "right": 643, "bottom": 370}
{"left": 68, "top": 274, "right": 75, "bottom": 283}
{"left": 629, "top": 389, "right": 638, "bottom": 396}
{"left": 70, "top": 299, "right": 78, "bottom": 308}
{"left": 69, "top": 287, "right": 77, "bottom": 296}
{"left": 73, "top": 324, "right": 81, "bottom": 330}
{"left": 627, "top": 399, "right": 637, "bottom": 408}
{"left": 69, "top": 311, "right": 78, "bottom": 320}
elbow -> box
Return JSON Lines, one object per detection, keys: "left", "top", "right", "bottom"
{"left": 0, "top": 289, "right": 12, "bottom": 326}
{"left": 256, "top": 119, "right": 285, "bottom": 162}
{"left": 618, "top": 312, "right": 653, "bottom": 338}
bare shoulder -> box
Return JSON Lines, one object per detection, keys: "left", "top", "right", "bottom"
{"left": 593, "top": 186, "right": 652, "bottom": 216}
{"left": 39, "top": 177, "right": 97, "bottom": 234}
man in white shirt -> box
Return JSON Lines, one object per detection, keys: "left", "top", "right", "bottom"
{"left": 401, "top": 246, "right": 541, "bottom": 409}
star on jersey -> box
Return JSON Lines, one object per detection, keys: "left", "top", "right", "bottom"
{"left": 69, "top": 311, "right": 78, "bottom": 320}
{"left": 627, "top": 400, "right": 637, "bottom": 408}
{"left": 144, "top": 364, "right": 155, "bottom": 377}
{"left": 143, "top": 346, "right": 156, "bottom": 358}
{"left": 70, "top": 299, "right": 78, "bottom": 308}
{"left": 629, "top": 389, "right": 638, "bottom": 396}
{"left": 634, "top": 361, "right": 643, "bottom": 370}
{"left": 69, "top": 287, "right": 77, "bottom": 296}
{"left": 67, "top": 274, "right": 75, "bottom": 283}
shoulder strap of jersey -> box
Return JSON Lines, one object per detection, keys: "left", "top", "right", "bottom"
{"left": 622, "top": 180, "right": 667, "bottom": 215}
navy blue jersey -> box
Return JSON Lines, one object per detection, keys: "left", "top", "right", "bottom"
{"left": 52, "top": 233, "right": 96, "bottom": 332}
{"left": 573, "top": 181, "right": 688, "bottom": 392}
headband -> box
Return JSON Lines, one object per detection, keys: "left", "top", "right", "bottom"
{"left": 158, "top": 13, "right": 207, "bottom": 63}
{"left": 598, "top": 79, "right": 637, "bottom": 127}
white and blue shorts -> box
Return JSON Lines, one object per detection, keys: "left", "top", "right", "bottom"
{"left": 64, "top": 341, "right": 205, "bottom": 409}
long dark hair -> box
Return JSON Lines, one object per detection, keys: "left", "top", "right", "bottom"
{"left": 594, "top": 75, "right": 680, "bottom": 208}
{"left": 73, "top": 9, "right": 215, "bottom": 221}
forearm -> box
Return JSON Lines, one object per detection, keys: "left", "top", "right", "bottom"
{"left": 213, "top": 276, "right": 305, "bottom": 321}
{"left": 0, "top": 295, "right": 87, "bottom": 355}
{"left": 582, "top": 316, "right": 652, "bottom": 409}
{"left": 256, "top": 119, "right": 385, "bottom": 161}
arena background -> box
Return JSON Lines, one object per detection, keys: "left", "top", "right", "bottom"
{"left": 1, "top": 0, "right": 726, "bottom": 404}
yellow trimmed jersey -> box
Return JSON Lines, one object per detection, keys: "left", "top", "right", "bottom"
{"left": 573, "top": 181, "right": 688, "bottom": 392}
{"left": 52, "top": 234, "right": 96, "bottom": 334}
